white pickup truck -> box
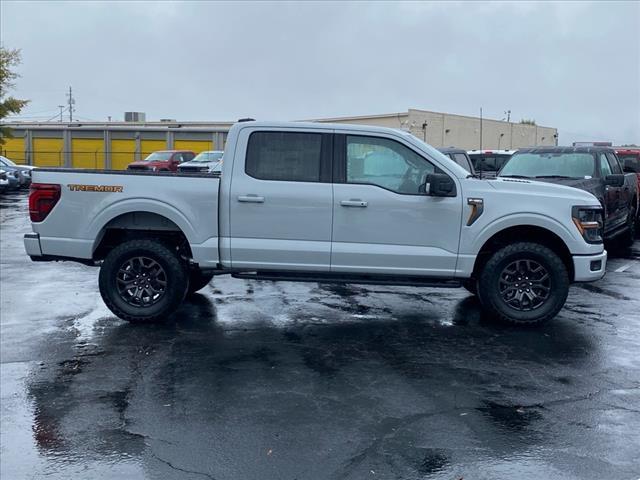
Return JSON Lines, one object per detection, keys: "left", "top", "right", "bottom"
{"left": 25, "top": 121, "right": 607, "bottom": 325}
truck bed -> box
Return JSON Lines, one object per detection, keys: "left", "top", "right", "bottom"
{"left": 29, "top": 168, "right": 221, "bottom": 268}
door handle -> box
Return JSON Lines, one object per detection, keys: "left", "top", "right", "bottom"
{"left": 238, "top": 195, "right": 265, "bottom": 203}
{"left": 340, "top": 199, "right": 367, "bottom": 207}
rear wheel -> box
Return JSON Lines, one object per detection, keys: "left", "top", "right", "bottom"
{"left": 99, "top": 239, "right": 189, "bottom": 323}
{"left": 187, "top": 269, "right": 215, "bottom": 295}
{"left": 477, "top": 242, "right": 569, "bottom": 326}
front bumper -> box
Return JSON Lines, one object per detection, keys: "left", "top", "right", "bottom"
{"left": 24, "top": 233, "right": 43, "bottom": 257}
{"left": 572, "top": 250, "right": 607, "bottom": 282}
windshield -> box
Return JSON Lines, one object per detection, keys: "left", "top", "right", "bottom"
{"left": 0, "top": 156, "right": 17, "bottom": 167}
{"left": 191, "top": 151, "right": 223, "bottom": 163}
{"left": 142, "top": 152, "right": 172, "bottom": 162}
{"left": 469, "top": 154, "right": 512, "bottom": 172}
{"left": 500, "top": 152, "right": 595, "bottom": 178}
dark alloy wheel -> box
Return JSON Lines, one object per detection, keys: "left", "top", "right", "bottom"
{"left": 99, "top": 239, "right": 189, "bottom": 323}
{"left": 498, "top": 259, "right": 550, "bottom": 311}
{"left": 117, "top": 256, "right": 168, "bottom": 307}
{"left": 477, "top": 242, "right": 569, "bottom": 326}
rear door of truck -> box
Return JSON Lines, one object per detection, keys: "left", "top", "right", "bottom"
{"left": 227, "top": 127, "right": 333, "bottom": 271}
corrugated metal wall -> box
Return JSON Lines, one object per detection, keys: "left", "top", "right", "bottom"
{"left": 0, "top": 127, "right": 228, "bottom": 168}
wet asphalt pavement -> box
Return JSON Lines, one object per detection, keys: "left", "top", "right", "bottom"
{"left": 1, "top": 190, "right": 639, "bottom": 480}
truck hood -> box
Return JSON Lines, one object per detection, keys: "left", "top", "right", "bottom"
{"left": 488, "top": 177, "right": 600, "bottom": 205}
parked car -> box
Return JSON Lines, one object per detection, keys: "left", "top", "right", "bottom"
{"left": 2, "top": 167, "right": 20, "bottom": 190}
{"left": 0, "top": 155, "right": 32, "bottom": 188}
{"left": 177, "top": 150, "right": 223, "bottom": 174}
{"left": 127, "top": 150, "right": 195, "bottom": 172}
{"left": 499, "top": 146, "right": 638, "bottom": 247}
{"left": 0, "top": 170, "right": 8, "bottom": 193}
{"left": 25, "top": 121, "right": 607, "bottom": 327}
{"left": 437, "top": 147, "right": 475, "bottom": 174}
{"left": 468, "top": 149, "right": 516, "bottom": 177}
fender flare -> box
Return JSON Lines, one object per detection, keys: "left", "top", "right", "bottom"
{"left": 470, "top": 212, "right": 579, "bottom": 255}
{"left": 86, "top": 198, "right": 198, "bottom": 253}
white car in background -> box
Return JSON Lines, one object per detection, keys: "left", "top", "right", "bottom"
{"left": 0, "top": 155, "right": 35, "bottom": 188}
{"left": 177, "top": 150, "right": 223, "bottom": 174}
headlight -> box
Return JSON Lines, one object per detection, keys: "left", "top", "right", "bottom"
{"left": 572, "top": 206, "right": 603, "bottom": 244}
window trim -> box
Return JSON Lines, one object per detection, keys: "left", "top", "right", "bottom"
{"left": 337, "top": 133, "right": 452, "bottom": 196}
{"left": 244, "top": 130, "right": 332, "bottom": 183}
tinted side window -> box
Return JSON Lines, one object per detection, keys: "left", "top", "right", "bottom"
{"left": 599, "top": 153, "right": 612, "bottom": 177}
{"left": 246, "top": 132, "right": 322, "bottom": 182}
{"left": 173, "top": 153, "right": 185, "bottom": 163}
{"left": 346, "top": 135, "right": 435, "bottom": 194}
{"left": 184, "top": 152, "right": 195, "bottom": 162}
{"left": 605, "top": 152, "right": 622, "bottom": 174}
{"left": 453, "top": 153, "right": 472, "bottom": 171}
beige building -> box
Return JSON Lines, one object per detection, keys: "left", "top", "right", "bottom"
{"left": 1, "top": 108, "right": 557, "bottom": 168}
{"left": 312, "top": 108, "right": 558, "bottom": 150}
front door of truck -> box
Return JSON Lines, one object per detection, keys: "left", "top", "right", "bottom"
{"left": 330, "top": 133, "right": 462, "bottom": 277}
{"left": 228, "top": 129, "right": 333, "bottom": 271}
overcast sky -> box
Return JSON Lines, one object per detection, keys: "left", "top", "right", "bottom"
{"left": 2, "top": 1, "right": 639, "bottom": 144}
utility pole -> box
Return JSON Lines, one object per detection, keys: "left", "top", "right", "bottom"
{"left": 422, "top": 121, "right": 428, "bottom": 142}
{"left": 479, "top": 107, "right": 483, "bottom": 150}
{"left": 505, "top": 109, "right": 511, "bottom": 123}
{"left": 66, "top": 86, "right": 75, "bottom": 122}
{"left": 57, "top": 105, "right": 65, "bottom": 122}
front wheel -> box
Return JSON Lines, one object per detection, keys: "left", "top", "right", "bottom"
{"left": 99, "top": 239, "right": 189, "bottom": 323}
{"left": 477, "top": 242, "right": 569, "bottom": 326}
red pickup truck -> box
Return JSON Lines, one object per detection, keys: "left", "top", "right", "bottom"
{"left": 127, "top": 150, "right": 195, "bottom": 172}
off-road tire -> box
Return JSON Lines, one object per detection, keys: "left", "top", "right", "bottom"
{"left": 477, "top": 242, "right": 569, "bottom": 326}
{"left": 99, "top": 239, "right": 189, "bottom": 323}
{"left": 187, "top": 269, "right": 215, "bottom": 295}
{"left": 462, "top": 278, "right": 478, "bottom": 295}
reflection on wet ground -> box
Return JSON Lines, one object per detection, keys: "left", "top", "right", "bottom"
{"left": 2, "top": 191, "right": 640, "bottom": 480}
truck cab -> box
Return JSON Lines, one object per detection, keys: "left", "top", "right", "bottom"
{"left": 25, "top": 121, "right": 607, "bottom": 326}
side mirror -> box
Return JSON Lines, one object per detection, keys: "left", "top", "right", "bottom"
{"left": 604, "top": 174, "right": 624, "bottom": 187}
{"left": 421, "top": 173, "right": 456, "bottom": 197}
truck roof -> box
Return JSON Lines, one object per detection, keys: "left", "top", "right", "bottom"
{"left": 232, "top": 120, "right": 418, "bottom": 137}
{"left": 437, "top": 147, "right": 468, "bottom": 155}
{"left": 516, "top": 146, "right": 616, "bottom": 154}
{"left": 467, "top": 149, "right": 517, "bottom": 155}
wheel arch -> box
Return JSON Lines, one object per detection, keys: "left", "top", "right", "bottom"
{"left": 92, "top": 209, "right": 193, "bottom": 261}
{"left": 472, "top": 225, "right": 575, "bottom": 281}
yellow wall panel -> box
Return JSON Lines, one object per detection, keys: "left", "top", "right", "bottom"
{"left": 71, "top": 138, "right": 104, "bottom": 169}
{"left": 174, "top": 140, "right": 213, "bottom": 154}
{"left": 140, "top": 140, "right": 166, "bottom": 159}
{"left": 1, "top": 137, "right": 26, "bottom": 164}
{"left": 111, "top": 139, "right": 136, "bottom": 170}
{"left": 33, "top": 138, "right": 64, "bottom": 167}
